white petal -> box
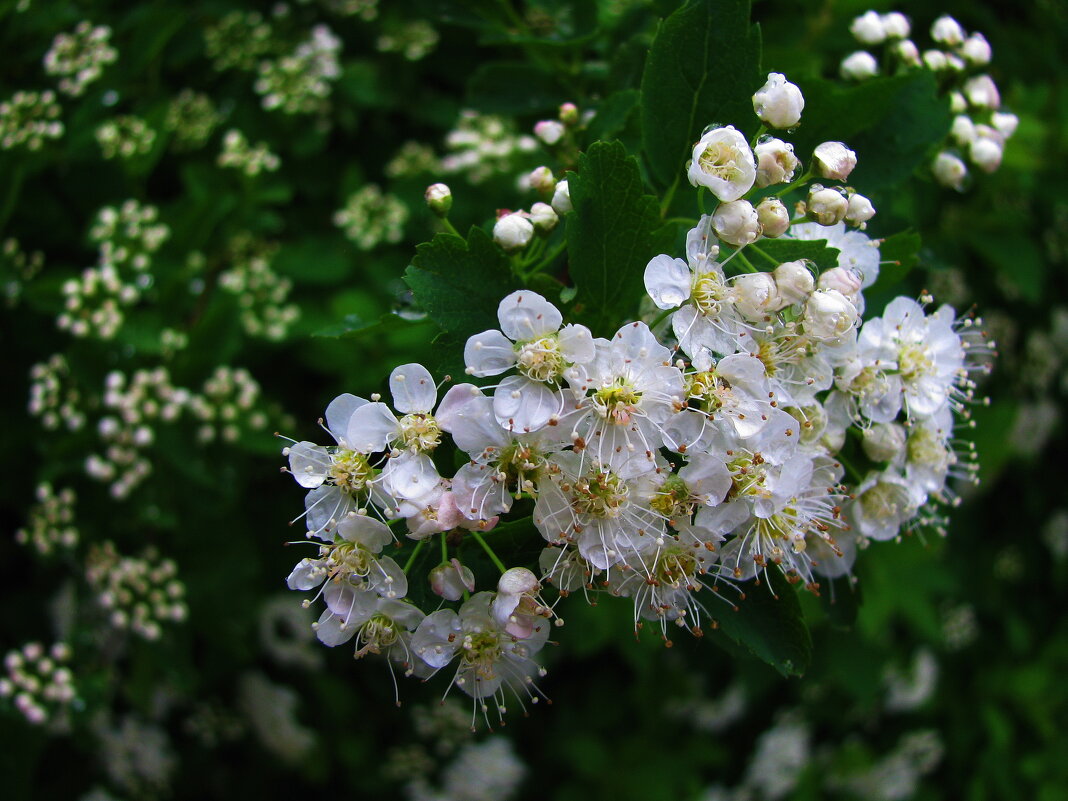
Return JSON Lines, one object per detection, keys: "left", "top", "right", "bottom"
{"left": 497, "top": 290, "right": 562, "bottom": 342}
{"left": 287, "top": 441, "right": 330, "bottom": 488}
{"left": 336, "top": 515, "right": 392, "bottom": 551}
{"left": 437, "top": 384, "right": 509, "bottom": 454}
{"left": 679, "top": 453, "right": 732, "bottom": 506}
{"left": 347, "top": 402, "right": 400, "bottom": 452}
{"left": 390, "top": 363, "right": 436, "bottom": 414}
{"left": 493, "top": 375, "right": 560, "bottom": 432}
{"left": 325, "top": 393, "right": 368, "bottom": 444}
{"left": 286, "top": 558, "right": 326, "bottom": 591}
{"left": 411, "top": 609, "right": 462, "bottom": 668}
{"left": 383, "top": 452, "right": 441, "bottom": 501}
{"left": 644, "top": 255, "right": 692, "bottom": 309}
{"left": 316, "top": 610, "right": 356, "bottom": 646}
{"left": 558, "top": 324, "right": 596, "bottom": 364}
{"left": 370, "top": 555, "right": 408, "bottom": 599}
{"left": 464, "top": 329, "right": 517, "bottom": 377}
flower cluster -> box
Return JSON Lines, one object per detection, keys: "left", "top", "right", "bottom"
{"left": 189, "top": 366, "right": 269, "bottom": 443}
{"left": 218, "top": 129, "right": 281, "bottom": 176}
{"left": 90, "top": 200, "right": 169, "bottom": 271}
{"left": 85, "top": 541, "right": 188, "bottom": 641}
{"left": 0, "top": 90, "right": 63, "bottom": 150}
{"left": 43, "top": 21, "right": 118, "bottom": 97}
{"left": 282, "top": 71, "right": 993, "bottom": 723}
{"left": 333, "top": 185, "right": 409, "bottom": 250}
{"left": 3, "top": 237, "right": 45, "bottom": 307}
{"left": 164, "top": 89, "right": 222, "bottom": 150}
{"left": 95, "top": 115, "right": 156, "bottom": 160}
{"left": 255, "top": 25, "right": 342, "bottom": 115}
{"left": 376, "top": 20, "right": 440, "bottom": 61}
{"left": 440, "top": 111, "right": 539, "bottom": 184}
{"left": 841, "top": 11, "right": 1015, "bottom": 189}
{"left": 15, "top": 483, "right": 79, "bottom": 557}
{"left": 217, "top": 234, "right": 299, "bottom": 340}
{"left": 0, "top": 642, "right": 78, "bottom": 726}
{"left": 203, "top": 11, "right": 275, "bottom": 72}
{"left": 28, "top": 354, "right": 86, "bottom": 431}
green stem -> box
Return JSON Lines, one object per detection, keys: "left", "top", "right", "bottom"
{"left": 748, "top": 242, "right": 781, "bottom": 269}
{"left": 774, "top": 170, "right": 812, "bottom": 198}
{"left": 697, "top": 186, "right": 708, "bottom": 216}
{"left": 734, "top": 251, "right": 759, "bottom": 273}
{"left": 470, "top": 530, "right": 507, "bottom": 574}
{"left": 402, "top": 540, "right": 426, "bottom": 574}
{"left": 835, "top": 450, "right": 864, "bottom": 483}
{"left": 441, "top": 217, "right": 461, "bottom": 237}
{"left": 440, "top": 531, "right": 449, "bottom": 565}
{"left": 660, "top": 174, "right": 681, "bottom": 217}
{"left": 650, "top": 306, "right": 676, "bottom": 330}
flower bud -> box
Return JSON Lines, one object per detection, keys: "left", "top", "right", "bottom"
{"left": 931, "top": 15, "right": 965, "bottom": 46}
{"left": 922, "top": 50, "right": 949, "bottom": 71}
{"left": 711, "top": 199, "right": 761, "bottom": 246}
{"left": 813, "top": 141, "right": 857, "bottom": 181}
{"left": 881, "top": 12, "right": 910, "bottom": 39}
{"left": 687, "top": 125, "right": 757, "bottom": 201}
{"left": 992, "top": 112, "right": 1019, "bottom": 139}
{"left": 497, "top": 567, "right": 540, "bottom": 596}
{"left": 430, "top": 559, "right": 476, "bottom": 601}
{"left": 424, "top": 183, "right": 452, "bottom": 217}
{"left": 773, "top": 260, "right": 814, "bottom": 306}
{"left": 752, "top": 72, "right": 804, "bottom": 129}
{"left": 840, "top": 51, "right": 879, "bottom": 80}
{"left": 493, "top": 212, "right": 534, "bottom": 251}
{"left": 754, "top": 138, "right": 799, "bottom": 187}
{"left": 805, "top": 185, "right": 848, "bottom": 226}
{"left": 949, "top": 91, "right": 968, "bottom": 114}
{"left": 845, "top": 193, "right": 876, "bottom": 227}
{"left": 964, "top": 74, "right": 1000, "bottom": 110}
{"left": 894, "top": 39, "right": 921, "bottom": 67}
{"left": 950, "top": 115, "right": 977, "bottom": 145}
{"left": 551, "top": 179, "right": 572, "bottom": 214}
{"left": 850, "top": 11, "right": 886, "bottom": 45}
{"left": 732, "top": 272, "right": 781, "bottom": 320}
{"left": 528, "top": 166, "right": 556, "bottom": 194}
{"left": 862, "top": 423, "right": 907, "bottom": 463}
{"left": 559, "top": 102, "right": 579, "bottom": 126}
{"left": 961, "top": 33, "right": 991, "bottom": 65}
{"left": 534, "top": 119, "right": 565, "bottom": 146}
{"left": 818, "top": 266, "right": 862, "bottom": 303}
{"left": 969, "top": 135, "right": 1003, "bottom": 173}
{"left": 932, "top": 151, "right": 968, "bottom": 190}
{"left": 802, "top": 289, "right": 858, "bottom": 341}
{"left": 529, "top": 202, "right": 558, "bottom": 233}
{"left": 756, "top": 197, "right": 791, "bottom": 238}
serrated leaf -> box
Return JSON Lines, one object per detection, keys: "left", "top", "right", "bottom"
{"left": 750, "top": 238, "right": 840, "bottom": 272}
{"left": 403, "top": 227, "right": 519, "bottom": 344}
{"left": 639, "top": 0, "right": 762, "bottom": 188}
{"left": 565, "top": 140, "right": 660, "bottom": 335}
{"left": 585, "top": 89, "right": 640, "bottom": 143}
{"left": 708, "top": 567, "right": 812, "bottom": 677}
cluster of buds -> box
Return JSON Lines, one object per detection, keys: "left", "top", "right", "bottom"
{"left": 86, "top": 368, "right": 191, "bottom": 498}
{"left": 218, "top": 129, "right": 281, "bottom": 176}
{"left": 15, "top": 483, "right": 79, "bottom": 557}
{"left": 90, "top": 200, "right": 169, "bottom": 272}
{"left": 189, "top": 366, "right": 269, "bottom": 443}
{"left": 0, "top": 643, "right": 78, "bottom": 726}
{"left": 217, "top": 234, "right": 299, "bottom": 340}
{"left": 386, "top": 141, "right": 440, "bottom": 179}
{"left": 0, "top": 90, "right": 63, "bottom": 150}
{"left": 164, "top": 89, "right": 222, "bottom": 151}
{"left": 28, "top": 354, "right": 86, "bottom": 431}
{"left": 333, "top": 185, "right": 409, "bottom": 250}
{"left": 255, "top": 25, "right": 342, "bottom": 115}
{"left": 2, "top": 237, "right": 44, "bottom": 307}
{"left": 43, "top": 21, "right": 117, "bottom": 97}
{"left": 840, "top": 11, "right": 1015, "bottom": 189}
{"left": 203, "top": 11, "right": 275, "bottom": 72}
{"left": 376, "top": 19, "right": 440, "bottom": 61}
{"left": 95, "top": 115, "right": 156, "bottom": 160}
{"left": 57, "top": 261, "right": 138, "bottom": 339}
{"left": 327, "top": 0, "right": 379, "bottom": 21}
{"left": 86, "top": 542, "right": 188, "bottom": 641}
{"left": 440, "top": 111, "right": 538, "bottom": 184}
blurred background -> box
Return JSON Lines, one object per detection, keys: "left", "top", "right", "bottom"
{"left": 1, "top": 1, "right": 1065, "bottom": 799}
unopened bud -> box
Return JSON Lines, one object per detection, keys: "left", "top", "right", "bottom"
{"left": 803, "top": 289, "right": 858, "bottom": 341}
{"left": 813, "top": 142, "right": 857, "bottom": 181}
{"left": 881, "top": 12, "right": 910, "bottom": 39}
{"left": 840, "top": 51, "right": 879, "bottom": 80}
{"left": 752, "top": 73, "right": 804, "bottom": 129}
{"left": 969, "top": 135, "right": 1003, "bottom": 173}
{"left": 493, "top": 212, "right": 534, "bottom": 251}
{"left": 862, "top": 423, "right": 907, "bottom": 462}
{"left": 964, "top": 74, "right": 1000, "bottom": 110}
{"left": 711, "top": 200, "right": 761, "bottom": 247}
{"left": 534, "top": 120, "right": 565, "bottom": 146}
{"left": 551, "top": 180, "right": 572, "bottom": 214}
{"left": 992, "top": 112, "right": 1019, "bottom": 139}
{"left": 805, "top": 185, "right": 848, "bottom": 226}
{"left": 424, "top": 183, "right": 452, "bottom": 217}
{"left": 756, "top": 197, "right": 791, "bottom": 238}
{"left": 850, "top": 11, "right": 886, "bottom": 45}
{"left": 732, "top": 272, "right": 781, "bottom": 320}
{"left": 961, "top": 33, "right": 991, "bottom": 65}
{"left": 894, "top": 39, "right": 921, "bottom": 67}
{"left": 845, "top": 193, "right": 876, "bottom": 227}
{"left": 529, "top": 202, "right": 558, "bottom": 233}
{"left": 559, "top": 102, "right": 579, "bottom": 126}
{"left": 755, "top": 138, "right": 799, "bottom": 187}
{"left": 949, "top": 91, "right": 968, "bottom": 114}
{"left": 498, "top": 567, "right": 540, "bottom": 596}
{"left": 818, "top": 266, "right": 862, "bottom": 303}
{"left": 950, "top": 115, "right": 977, "bottom": 145}
{"left": 932, "top": 151, "right": 968, "bottom": 190}
{"left": 931, "top": 15, "right": 965, "bottom": 47}
{"left": 773, "top": 260, "right": 814, "bottom": 306}
{"left": 430, "top": 559, "right": 476, "bottom": 601}
{"left": 528, "top": 166, "right": 556, "bottom": 194}
{"left": 923, "top": 50, "right": 949, "bottom": 71}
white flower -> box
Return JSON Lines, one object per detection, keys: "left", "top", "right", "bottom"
{"left": 992, "top": 112, "right": 1019, "bottom": 139}
{"left": 850, "top": 11, "right": 887, "bottom": 45}
{"left": 528, "top": 202, "right": 558, "bottom": 233}
{"left": 711, "top": 199, "right": 761, "bottom": 246}
{"left": 773, "top": 260, "right": 815, "bottom": 306}
{"left": 314, "top": 593, "right": 425, "bottom": 667}
{"left": 850, "top": 468, "right": 923, "bottom": 540}
{"left": 840, "top": 51, "right": 879, "bottom": 80}
{"left": 932, "top": 151, "right": 968, "bottom": 190}
{"left": 813, "top": 142, "right": 857, "bottom": 181}
{"left": 894, "top": 39, "right": 921, "bottom": 66}
{"left": 754, "top": 138, "right": 799, "bottom": 187}
{"left": 732, "top": 272, "right": 781, "bottom": 320}
{"left": 806, "top": 185, "right": 848, "bottom": 226}
{"left": 964, "top": 75, "right": 1000, "bottom": 110}
{"left": 789, "top": 221, "right": 881, "bottom": 288}
{"left": 493, "top": 212, "right": 534, "bottom": 251}
{"left": 961, "top": 33, "right": 991, "bottom": 65}
{"left": 534, "top": 119, "right": 565, "bottom": 146}
{"left": 551, "top": 179, "right": 571, "bottom": 214}
{"left": 969, "top": 135, "right": 1003, "bottom": 173}
{"left": 881, "top": 12, "right": 911, "bottom": 39}
{"left": 687, "top": 126, "right": 756, "bottom": 201}
{"left": 752, "top": 73, "right": 804, "bottom": 129}
{"left": 931, "top": 15, "right": 965, "bottom": 47}
{"left": 463, "top": 290, "right": 595, "bottom": 433}
{"left": 803, "top": 289, "right": 858, "bottom": 342}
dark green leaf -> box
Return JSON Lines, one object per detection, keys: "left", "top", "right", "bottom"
{"left": 466, "top": 62, "right": 566, "bottom": 115}
{"left": 403, "top": 226, "right": 520, "bottom": 343}
{"left": 312, "top": 311, "right": 426, "bottom": 339}
{"left": 585, "top": 89, "right": 640, "bottom": 143}
{"left": 870, "top": 230, "right": 921, "bottom": 293}
{"left": 750, "top": 237, "right": 839, "bottom": 272}
{"left": 639, "top": 0, "right": 762, "bottom": 188}
{"left": 708, "top": 566, "right": 812, "bottom": 677}
{"left": 565, "top": 140, "right": 661, "bottom": 335}
{"left": 819, "top": 575, "right": 861, "bottom": 630}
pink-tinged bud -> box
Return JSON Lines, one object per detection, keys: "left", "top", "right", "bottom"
{"left": 881, "top": 12, "right": 910, "bottom": 39}
{"left": 931, "top": 15, "right": 964, "bottom": 47}
{"left": 961, "top": 33, "right": 991, "bottom": 65}
{"left": 558, "top": 102, "right": 579, "bottom": 126}
{"left": 755, "top": 138, "right": 799, "bottom": 187}
{"left": 932, "top": 151, "right": 968, "bottom": 190}
{"left": 813, "top": 141, "right": 857, "bottom": 181}
{"left": 430, "top": 558, "right": 476, "bottom": 601}
{"left": 840, "top": 51, "right": 878, "bottom": 80}
{"left": 756, "top": 197, "right": 791, "bottom": 238}
{"left": 424, "top": 183, "right": 452, "bottom": 217}
{"left": 497, "top": 567, "right": 540, "bottom": 596}
{"left": 850, "top": 11, "right": 886, "bottom": 45}
{"left": 964, "top": 74, "right": 1000, "bottom": 110}
{"left": 732, "top": 272, "right": 781, "bottom": 320}
{"left": 493, "top": 212, "right": 534, "bottom": 251}
{"left": 534, "top": 119, "right": 565, "bottom": 146}
{"left": 805, "top": 185, "right": 849, "bottom": 226}
{"left": 529, "top": 202, "right": 558, "bottom": 233}
{"left": 818, "top": 267, "right": 862, "bottom": 303}
{"left": 711, "top": 199, "right": 761, "bottom": 246}
{"left": 528, "top": 166, "right": 556, "bottom": 194}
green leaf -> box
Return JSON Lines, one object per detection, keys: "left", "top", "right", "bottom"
{"left": 870, "top": 230, "right": 921, "bottom": 292}
{"left": 312, "top": 311, "right": 426, "bottom": 339}
{"left": 819, "top": 575, "right": 862, "bottom": 630}
{"left": 404, "top": 226, "right": 520, "bottom": 344}
{"left": 466, "top": 62, "right": 566, "bottom": 115}
{"left": 789, "top": 72, "right": 952, "bottom": 191}
{"left": 585, "top": 89, "right": 640, "bottom": 143}
{"left": 708, "top": 567, "right": 812, "bottom": 677}
{"left": 749, "top": 238, "right": 840, "bottom": 272}
{"left": 639, "top": 0, "right": 762, "bottom": 188}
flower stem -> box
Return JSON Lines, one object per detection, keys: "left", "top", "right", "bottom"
{"left": 470, "top": 530, "right": 507, "bottom": 574}
{"left": 440, "top": 531, "right": 449, "bottom": 565}
{"left": 402, "top": 540, "right": 426, "bottom": 574}
{"left": 748, "top": 242, "right": 781, "bottom": 268}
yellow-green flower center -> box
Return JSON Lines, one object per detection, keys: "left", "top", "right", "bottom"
{"left": 515, "top": 335, "right": 567, "bottom": 383}
{"left": 398, "top": 413, "right": 441, "bottom": 452}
